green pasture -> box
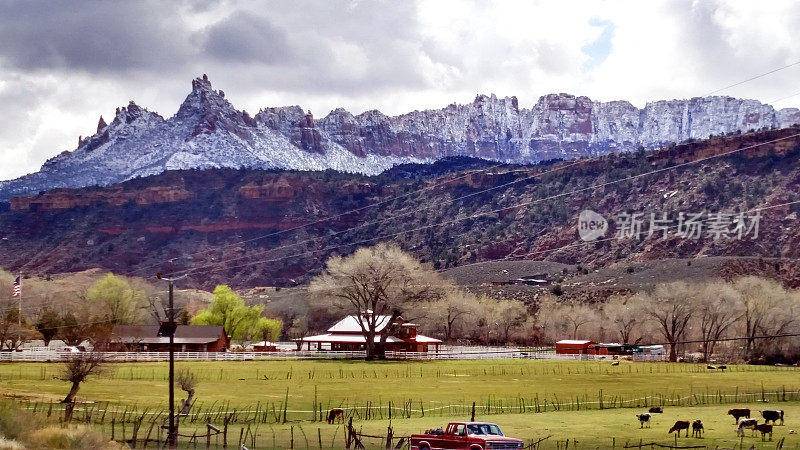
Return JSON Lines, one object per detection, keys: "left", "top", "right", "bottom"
{"left": 2, "top": 359, "right": 800, "bottom": 448}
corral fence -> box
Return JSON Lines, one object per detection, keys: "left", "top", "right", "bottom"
{"left": 11, "top": 384, "right": 799, "bottom": 449}
{"left": 0, "top": 348, "right": 667, "bottom": 362}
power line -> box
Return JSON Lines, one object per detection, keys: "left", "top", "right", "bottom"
{"left": 169, "top": 133, "right": 800, "bottom": 278}
{"left": 115, "top": 61, "right": 800, "bottom": 279}
{"left": 161, "top": 160, "right": 581, "bottom": 276}
{"left": 119, "top": 161, "right": 515, "bottom": 278}
{"left": 706, "top": 59, "right": 800, "bottom": 96}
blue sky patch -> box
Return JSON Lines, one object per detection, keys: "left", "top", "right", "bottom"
{"left": 582, "top": 18, "right": 614, "bottom": 70}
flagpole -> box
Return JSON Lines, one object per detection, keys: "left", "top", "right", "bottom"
{"left": 17, "top": 273, "right": 21, "bottom": 348}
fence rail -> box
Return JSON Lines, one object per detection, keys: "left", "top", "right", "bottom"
{"left": 0, "top": 348, "right": 666, "bottom": 362}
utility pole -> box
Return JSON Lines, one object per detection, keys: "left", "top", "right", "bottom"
{"left": 157, "top": 273, "right": 187, "bottom": 449}
{"left": 17, "top": 273, "right": 21, "bottom": 348}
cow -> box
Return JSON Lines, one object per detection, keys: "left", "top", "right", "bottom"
{"left": 736, "top": 418, "right": 758, "bottom": 437}
{"left": 727, "top": 408, "right": 750, "bottom": 423}
{"left": 754, "top": 423, "right": 773, "bottom": 441}
{"left": 636, "top": 413, "right": 651, "bottom": 428}
{"left": 668, "top": 421, "right": 690, "bottom": 437}
{"left": 691, "top": 420, "right": 704, "bottom": 438}
{"left": 326, "top": 408, "right": 345, "bottom": 424}
{"left": 649, "top": 406, "right": 664, "bottom": 414}
{"left": 761, "top": 410, "right": 784, "bottom": 425}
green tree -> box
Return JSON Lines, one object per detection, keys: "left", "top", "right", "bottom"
{"left": 35, "top": 307, "right": 62, "bottom": 346}
{"left": 85, "top": 273, "right": 146, "bottom": 325}
{"left": 256, "top": 318, "right": 283, "bottom": 342}
{"left": 191, "top": 285, "right": 278, "bottom": 348}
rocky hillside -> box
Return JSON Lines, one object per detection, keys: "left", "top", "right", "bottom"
{"left": 1, "top": 127, "right": 799, "bottom": 291}
{"left": 2, "top": 75, "right": 800, "bottom": 200}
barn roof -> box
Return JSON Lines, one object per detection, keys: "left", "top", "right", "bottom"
{"left": 110, "top": 325, "right": 226, "bottom": 345}
{"left": 300, "top": 333, "right": 442, "bottom": 344}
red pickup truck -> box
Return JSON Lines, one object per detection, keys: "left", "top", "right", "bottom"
{"left": 410, "top": 422, "right": 524, "bottom": 450}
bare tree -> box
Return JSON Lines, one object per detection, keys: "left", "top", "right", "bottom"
{"left": 0, "top": 305, "right": 38, "bottom": 351}
{"left": 288, "top": 317, "right": 309, "bottom": 350}
{"left": 694, "top": 282, "right": 741, "bottom": 362}
{"left": 730, "top": 276, "right": 797, "bottom": 361}
{"left": 602, "top": 294, "right": 646, "bottom": 344}
{"left": 175, "top": 368, "right": 198, "bottom": 429}
{"left": 537, "top": 296, "right": 598, "bottom": 342}
{"left": 309, "top": 243, "right": 444, "bottom": 359}
{"left": 643, "top": 282, "right": 696, "bottom": 362}
{"left": 489, "top": 299, "right": 530, "bottom": 343}
{"left": 414, "top": 291, "right": 480, "bottom": 341}
{"left": 59, "top": 350, "right": 107, "bottom": 404}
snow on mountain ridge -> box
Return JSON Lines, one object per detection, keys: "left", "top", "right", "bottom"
{"left": 2, "top": 75, "right": 799, "bottom": 201}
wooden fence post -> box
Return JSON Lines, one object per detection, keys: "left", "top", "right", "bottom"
{"left": 346, "top": 417, "right": 353, "bottom": 450}
{"left": 223, "top": 413, "right": 230, "bottom": 449}
{"left": 385, "top": 426, "right": 393, "bottom": 449}
{"left": 471, "top": 402, "right": 476, "bottom": 422}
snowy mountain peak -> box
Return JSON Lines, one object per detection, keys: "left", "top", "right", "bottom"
{"left": 2, "top": 74, "right": 799, "bottom": 201}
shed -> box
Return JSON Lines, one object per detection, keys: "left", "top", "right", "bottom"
{"left": 555, "top": 339, "right": 596, "bottom": 354}
{"left": 110, "top": 324, "right": 229, "bottom": 352}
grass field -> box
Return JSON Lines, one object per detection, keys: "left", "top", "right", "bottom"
{"left": 2, "top": 359, "right": 800, "bottom": 448}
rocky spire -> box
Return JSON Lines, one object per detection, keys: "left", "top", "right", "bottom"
{"left": 97, "top": 116, "right": 107, "bottom": 133}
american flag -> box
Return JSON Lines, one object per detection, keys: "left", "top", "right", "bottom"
{"left": 12, "top": 276, "right": 20, "bottom": 297}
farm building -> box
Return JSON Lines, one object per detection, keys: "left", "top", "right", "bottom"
{"left": 251, "top": 341, "right": 278, "bottom": 351}
{"left": 588, "top": 343, "right": 636, "bottom": 356}
{"left": 555, "top": 339, "right": 597, "bottom": 354}
{"left": 109, "top": 324, "right": 230, "bottom": 352}
{"left": 298, "top": 314, "right": 442, "bottom": 352}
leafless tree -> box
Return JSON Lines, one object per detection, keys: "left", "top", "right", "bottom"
{"left": 309, "top": 243, "right": 444, "bottom": 359}
{"left": 59, "top": 349, "right": 108, "bottom": 404}
{"left": 537, "top": 296, "right": 598, "bottom": 342}
{"left": 643, "top": 282, "right": 696, "bottom": 362}
{"left": 175, "top": 368, "right": 197, "bottom": 427}
{"left": 288, "top": 317, "right": 310, "bottom": 350}
{"left": 602, "top": 294, "right": 645, "bottom": 344}
{"left": 414, "top": 291, "right": 481, "bottom": 341}
{"left": 731, "top": 276, "right": 798, "bottom": 361}
{"left": 694, "top": 282, "right": 741, "bottom": 362}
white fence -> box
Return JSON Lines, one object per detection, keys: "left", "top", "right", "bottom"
{"left": 0, "top": 348, "right": 666, "bottom": 362}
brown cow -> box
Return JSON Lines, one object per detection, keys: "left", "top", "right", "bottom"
{"left": 691, "top": 420, "right": 704, "bottom": 438}
{"left": 754, "top": 423, "right": 773, "bottom": 441}
{"left": 649, "top": 406, "right": 663, "bottom": 413}
{"left": 669, "top": 421, "right": 690, "bottom": 437}
{"left": 728, "top": 408, "right": 750, "bottom": 423}
{"left": 326, "top": 408, "right": 345, "bottom": 424}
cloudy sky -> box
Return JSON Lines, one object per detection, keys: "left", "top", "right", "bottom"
{"left": 1, "top": 0, "right": 799, "bottom": 180}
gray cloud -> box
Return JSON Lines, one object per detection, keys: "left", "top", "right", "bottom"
{"left": 2, "top": 0, "right": 800, "bottom": 181}
{"left": 0, "top": 0, "right": 195, "bottom": 73}
{"left": 202, "top": 12, "right": 290, "bottom": 64}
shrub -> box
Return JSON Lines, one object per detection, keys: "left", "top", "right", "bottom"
{"left": 0, "top": 402, "right": 40, "bottom": 441}
{"left": 26, "top": 425, "right": 124, "bottom": 450}
{"left": 0, "top": 437, "right": 24, "bottom": 450}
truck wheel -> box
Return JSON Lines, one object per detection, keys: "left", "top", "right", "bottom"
{"left": 419, "top": 445, "right": 430, "bottom": 450}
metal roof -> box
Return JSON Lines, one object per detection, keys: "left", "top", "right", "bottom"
{"left": 111, "top": 325, "right": 225, "bottom": 344}
{"left": 300, "top": 333, "right": 442, "bottom": 344}
{"left": 327, "top": 315, "right": 393, "bottom": 333}
{"left": 555, "top": 339, "right": 595, "bottom": 345}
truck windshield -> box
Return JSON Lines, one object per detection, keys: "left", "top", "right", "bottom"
{"left": 466, "top": 424, "right": 503, "bottom": 436}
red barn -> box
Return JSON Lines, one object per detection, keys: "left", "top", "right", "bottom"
{"left": 555, "top": 339, "right": 596, "bottom": 354}
{"left": 298, "top": 313, "right": 441, "bottom": 352}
